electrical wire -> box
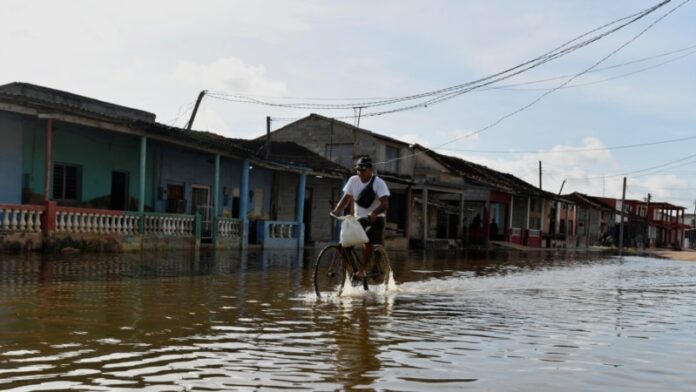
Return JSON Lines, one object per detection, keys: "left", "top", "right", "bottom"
{"left": 375, "top": 0, "right": 688, "bottom": 167}
{"left": 436, "top": 135, "right": 696, "bottom": 155}
{"left": 206, "top": 0, "right": 671, "bottom": 113}
{"left": 494, "top": 47, "right": 696, "bottom": 91}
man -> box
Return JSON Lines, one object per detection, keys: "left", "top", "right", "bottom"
{"left": 330, "top": 155, "right": 390, "bottom": 278}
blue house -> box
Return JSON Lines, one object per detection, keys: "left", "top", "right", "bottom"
{"left": 0, "top": 82, "right": 347, "bottom": 252}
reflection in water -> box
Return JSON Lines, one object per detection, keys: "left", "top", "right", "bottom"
{"left": 0, "top": 249, "right": 695, "bottom": 391}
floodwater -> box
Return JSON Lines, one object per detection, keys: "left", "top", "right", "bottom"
{"left": 0, "top": 249, "right": 695, "bottom": 391}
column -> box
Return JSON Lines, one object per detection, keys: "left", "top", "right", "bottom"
{"left": 212, "top": 154, "right": 220, "bottom": 243}
{"left": 540, "top": 198, "right": 546, "bottom": 232}
{"left": 138, "top": 136, "right": 147, "bottom": 234}
{"left": 458, "top": 192, "right": 465, "bottom": 239}
{"left": 295, "top": 172, "right": 307, "bottom": 246}
{"left": 43, "top": 119, "right": 53, "bottom": 201}
{"left": 240, "top": 159, "right": 250, "bottom": 248}
{"left": 139, "top": 136, "right": 147, "bottom": 214}
{"left": 334, "top": 178, "right": 347, "bottom": 242}
{"left": 525, "top": 196, "right": 531, "bottom": 230}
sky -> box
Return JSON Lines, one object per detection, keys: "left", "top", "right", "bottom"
{"left": 2, "top": 0, "right": 695, "bottom": 209}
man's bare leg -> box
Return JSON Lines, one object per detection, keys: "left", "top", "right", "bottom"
{"left": 357, "top": 243, "right": 373, "bottom": 278}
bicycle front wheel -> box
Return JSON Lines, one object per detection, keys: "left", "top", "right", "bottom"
{"left": 365, "top": 246, "right": 392, "bottom": 289}
{"left": 313, "top": 245, "right": 348, "bottom": 297}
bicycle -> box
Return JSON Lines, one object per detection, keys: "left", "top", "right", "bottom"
{"left": 313, "top": 215, "right": 393, "bottom": 298}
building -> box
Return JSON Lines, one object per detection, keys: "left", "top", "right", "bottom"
{"left": 0, "top": 82, "right": 344, "bottom": 252}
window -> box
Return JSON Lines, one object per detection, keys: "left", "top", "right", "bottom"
{"left": 384, "top": 145, "right": 400, "bottom": 173}
{"left": 325, "top": 143, "right": 353, "bottom": 168}
{"left": 52, "top": 163, "right": 81, "bottom": 201}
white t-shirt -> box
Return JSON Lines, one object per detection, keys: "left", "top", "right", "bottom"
{"left": 343, "top": 175, "right": 390, "bottom": 218}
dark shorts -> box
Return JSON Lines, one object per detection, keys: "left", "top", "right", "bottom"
{"left": 358, "top": 216, "right": 385, "bottom": 245}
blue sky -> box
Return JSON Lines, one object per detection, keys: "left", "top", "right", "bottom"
{"left": 2, "top": 0, "right": 695, "bottom": 208}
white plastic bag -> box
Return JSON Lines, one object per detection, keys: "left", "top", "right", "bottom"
{"left": 338, "top": 215, "right": 369, "bottom": 247}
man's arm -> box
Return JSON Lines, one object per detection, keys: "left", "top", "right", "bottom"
{"left": 331, "top": 193, "right": 354, "bottom": 216}
{"left": 368, "top": 196, "right": 389, "bottom": 222}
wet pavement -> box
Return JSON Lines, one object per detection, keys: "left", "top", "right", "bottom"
{"left": 0, "top": 249, "right": 695, "bottom": 391}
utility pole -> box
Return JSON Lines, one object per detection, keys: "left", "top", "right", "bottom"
{"left": 644, "top": 193, "right": 651, "bottom": 249}
{"left": 619, "top": 177, "right": 627, "bottom": 253}
{"left": 186, "top": 90, "right": 207, "bottom": 130}
{"left": 539, "top": 161, "right": 543, "bottom": 233}
{"left": 265, "top": 116, "right": 271, "bottom": 159}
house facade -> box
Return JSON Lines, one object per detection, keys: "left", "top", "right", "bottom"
{"left": 0, "top": 83, "right": 343, "bottom": 252}
{"left": 267, "top": 114, "right": 415, "bottom": 249}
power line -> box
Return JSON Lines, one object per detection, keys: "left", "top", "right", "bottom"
{"left": 562, "top": 151, "right": 696, "bottom": 182}
{"left": 494, "top": 47, "right": 696, "bottom": 91}
{"left": 206, "top": 1, "right": 671, "bottom": 114}
{"left": 436, "top": 135, "right": 696, "bottom": 155}
{"left": 377, "top": 0, "right": 687, "bottom": 167}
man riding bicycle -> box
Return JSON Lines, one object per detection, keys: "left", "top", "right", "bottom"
{"left": 330, "top": 155, "right": 390, "bottom": 279}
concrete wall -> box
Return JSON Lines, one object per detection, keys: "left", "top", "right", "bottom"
{"left": 272, "top": 116, "right": 414, "bottom": 177}
{"left": 306, "top": 176, "right": 342, "bottom": 243}
{"left": 275, "top": 171, "right": 299, "bottom": 222}
{"left": 0, "top": 112, "right": 23, "bottom": 204}
{"left": 248, "top": 166, "right": 273, "bottom": 219}
{"left": 153, "top": 144, "right": 244, "bottom": 216}
{"left": 22, "top": 118, "right": 155, "bottom": 209}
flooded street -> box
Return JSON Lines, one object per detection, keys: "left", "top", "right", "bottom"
{"left": 1, "top": 250, "right": 695, "bottom": 391}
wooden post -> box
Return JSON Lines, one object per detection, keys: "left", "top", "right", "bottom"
{"left": 265, "top": 116, "right": 271, "bottom": 160}
{"left": 186, "top": 90, "right": 207, "bottom": 130}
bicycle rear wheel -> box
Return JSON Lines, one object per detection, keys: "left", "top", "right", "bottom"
{"left": 365, "top": 246, "right": 392, "bottom": 289}
{"left": 313, "top": 245, "right": 348, "bottom": 297}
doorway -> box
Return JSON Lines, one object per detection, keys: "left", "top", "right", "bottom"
{"left": 110, "top": 171, "right": 129, "bottom": 210}
{"left": 303, "top": 187, "right": 312, "bottom": 244}
{"left": 191, "top": 185, "right": 211, "bottom": 239}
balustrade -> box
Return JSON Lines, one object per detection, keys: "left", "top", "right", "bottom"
{"left": 55, "top": 210, "right": 139, "bottom": 234}
{"left": 142, "top": 214, "right": 194, "bottom": 236}
{"left": 268, "top": 222, "right": 296, "bottom": 239}
{"left": 217, "top": 218, "right": 242, "bottom": 238}
{"left": 0, "top": 207, "right": 44, "bottom": 233}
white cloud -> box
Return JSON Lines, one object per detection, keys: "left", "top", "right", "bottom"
{"left": 175, "top": 58, "right": 288, "bottom": 96}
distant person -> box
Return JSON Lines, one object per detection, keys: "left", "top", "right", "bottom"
{"left": 489, "top": 218, "right": 499, "bottom": 240}
{"left": 471, "top": 213, "right": 482, "bottom": 229}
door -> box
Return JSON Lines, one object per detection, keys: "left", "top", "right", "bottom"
{"left": 109, "top": 171, "right": 129, "bottom": 210}
{"left": 303, "top": 187, "right": 312, "bottom": 244}
{"left": 191, "top": 185, "right": 211, "bottom": 239}
{"left": 490, "top": 203, "right": 502, "bottom": 239}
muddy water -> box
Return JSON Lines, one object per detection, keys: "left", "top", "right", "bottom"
{"left": 0, "top": 249, "right": 695, "bottom": 391}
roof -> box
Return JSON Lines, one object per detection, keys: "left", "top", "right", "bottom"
{"left": 235, "top": 139, "right": 350, "bottom": 177}
{"left": 0, "top": 82, "right": 156, "bottom": 123}
{"left": 0, "top": 82, "right": 347, "bottom": 177}
{"left": 142, "top": 123, "right": 348, "bottom": 176}
{"left": 417, "top": 146, "right": 560, "bottom": 198}
{"left": 271, "top": 113, "right": 411, "bottom": 148}
{"left": 138, "top": 122, "right": 256, "bottom": 159}
{"left": 564, "top": 192, "right": 615, "bottom": 210}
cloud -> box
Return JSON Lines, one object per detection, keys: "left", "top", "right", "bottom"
{"left": 174, "top": 57, "right": 288, "bottom": 96}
